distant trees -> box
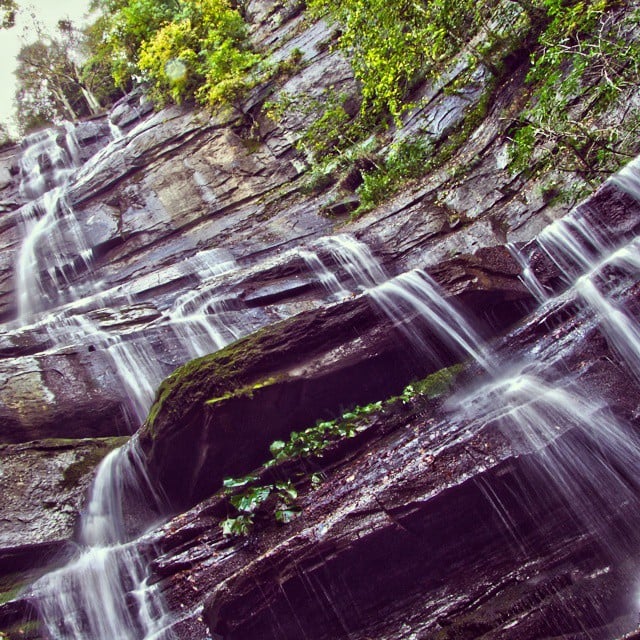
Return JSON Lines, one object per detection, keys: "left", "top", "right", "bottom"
{"left": 14, "top": 20, "right": 117, "bottom": 134}
{"left": 12, "top": 0, "right": 259, "bottom": 135}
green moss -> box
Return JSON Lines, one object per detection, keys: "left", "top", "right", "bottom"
{"left": 206, "top": 376, "right": 278, "bottom": 406}
{"left": 60, "top": 436, "right": 129, "bottom": 490}
{"left": 144, "top": 311, "right": 312, "bottom": 435}
{"left": 0, "top": 568, "right": 46, "bottom": 603}
{"left": 0, "top": 586, "right": 21, "bottom": 606}
{"left": 410, "top": 363, "right": 465, "bottom": 399}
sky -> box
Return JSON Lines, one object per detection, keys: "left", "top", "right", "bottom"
{"left": 0, "top": 0, "right": 93, "bottom": 135}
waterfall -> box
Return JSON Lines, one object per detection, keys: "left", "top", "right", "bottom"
{"left": 511, "top": 160, "right": 640, "bottom": 384}
{"left": 12, "top": 126, "right": 456, "bottom": 638}
{"left": 14, "top": 126, "right": 91, "bottom": 320}
{"left": 9, "top": 114, "right": 640, "bottom": 638}
{"left": 281, "top": 221, "right": 640, "bottom": 557}
{"left": 446, "top": 164, "right": 640, "bottom": 562}
{"left": 369, "top": 269, "right": 493, "bottom": 371}
{"left": 34, "top": 442, "right": 174, "bottom": 640}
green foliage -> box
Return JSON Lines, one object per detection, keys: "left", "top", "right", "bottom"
{"left": 299, "top": 135, "right": 379, "bottom": 194}
{"left": 284, "top": 0, "right": 523, "bottom": 203}
{"left": 218, "top": 363, "right": 465, "bottom": 537}
{"left": 266, "top": 89, "right": 366, "bottom": 162}
{"left": 509, "top": 1, "right": 640, "bottom": 178}
{"left": 270, "top": 401, "right": 382, "bottom": 462}
{"left": 297, "top": 93, "right": 356, "bottom": 159}
{"left": 138, "top": 19, "right": 200, "bottom": 104}
{"left": 88, "top": 0, "right": 177, "bottom": 88}
{"left": 94, "top": 0, "right": 259, "bottom": 109}
{"left": 347, "top": 81, "right": 494, "bottom": 216}
{"left": 307, "top": 0, "right": 480, "bottom": 122}
{"left": 220, "top": 514, "right": 254, "bottom": 536}
{"left": 355, "top": 137, "right": 431, "bottom": 214}
{"left": 218, "top": 401, "right": 382, "bottom": 536}
{"left": 0, "top": 123, "right": 14, "bottom": 149}
{"left": 307, "top": 0, "right": 531, "bottom": 123}
{"left": 220, "top": 479, "right": 300, "bottom": 537}
{"left": 80, "top": 16, "right": 124, "bottom": 104}
{"left": 294, "top": 0, "right": 640, "bottom": 200}
{"left": 272, "top": 47, "right": 305, "bottom": 78}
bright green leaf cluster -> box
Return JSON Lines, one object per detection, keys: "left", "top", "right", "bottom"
{"left": 267, "top": 401, "right": 382, "bottom": 463}
{"left": 95, "top": 0, "right": 259, "bottom": 109}
{"left": 307, "top": 0, "right": 481, "bottom": 122}
{"left": 220, "top": 478, "right": 300, "bottom": 537}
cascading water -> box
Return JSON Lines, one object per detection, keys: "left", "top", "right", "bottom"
{"left": 438, "top": 161, "right": 640, "bottom": 591}
{"left": 14, "top": 126, "right": 89, "bottom": 320}
{"left": 9, "top": 112, "right": 640, "bottom": 639}
{"left": 303, "top": 170, "right": 640, "bottom": 614}
{"left": 512, "top": 159, "right": 640, "bottom": 383}
{"left": 12, "top": 126, "right": 457, "bottom": 638}
{"left": 34, "top": 441, "right": 174, "bottom": 640}
{"left": 10, "top": 126, "right": 181, "bottom": 638}
{"left": 286, "top": 224, "right": 640, "bottom": 557}
{"left": 48, "top": 310, "right": 161, "bottom": 425}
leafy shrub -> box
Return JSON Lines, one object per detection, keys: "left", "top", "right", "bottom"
{"left": 509, "top": 1, "right": 640, "bottom": 178}
{"left": 95, "top": 0, "right": 259, "bottom": 108}
{"left": 307, "top": 0, "right": 482, "bottom": 122}
{"left": 138, "top": 19, "right": 200, "bottom": 104}
{"left": 220, "top": 477, "right": 300, "bottom": 537}
{"left": 355, "top": 138, "right": 431, "bottom": 213}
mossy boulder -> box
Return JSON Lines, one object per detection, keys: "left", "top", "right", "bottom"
{"left": 138, "top": 295, "right": 451, "bottom": 511}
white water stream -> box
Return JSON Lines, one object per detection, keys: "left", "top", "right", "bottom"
{"left": 9, "top": 122, "right": 640, "bottom": 637}
{"left": 34, "top": 443, "right": 174, "bottom": 640}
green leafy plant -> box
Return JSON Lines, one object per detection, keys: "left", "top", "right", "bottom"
{"left": 93, "top": 0, "right": 260, "bottom": 109}
{"left": 508, "top": 1, "right": 640, "bottom": 179}
{"left": 219, "top": 364, "right": 464, "bottom": 537}
{"left": 220, "top": 478, "right": 300, "bottom": 537}
{"left": 355, "top": 137, "right": 431, "bottom": 214}
{"left": 268, "top": 400, "right": 382, "bottom": 463}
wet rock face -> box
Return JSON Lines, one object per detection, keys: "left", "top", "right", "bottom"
{"left": 142, "top": 273, "right": 640, "bottom": 640}
{"left": 138, "top": 298, "right": 431, "bottom": 511}
{"left": 0, "top": 349, "right": 130, "bottom": 443}
{"left": 0, "top": 437, "right": 127, "bottom": 560}
{"left": 137, "top": 240, "right": 535, "bottom": 514}
{"left": 0, "top": 144, "right": 21, "bottom": 214}
{"left": 1, "top": 2, "right": 640, "bottom": 639}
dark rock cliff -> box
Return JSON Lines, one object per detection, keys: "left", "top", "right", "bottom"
{"left": 1, "top": 1, "right": 640, "bottom": 639}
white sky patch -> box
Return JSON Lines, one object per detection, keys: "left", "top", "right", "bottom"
{"left": 0, "top": 0, "right": 93, "bottom": 135}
